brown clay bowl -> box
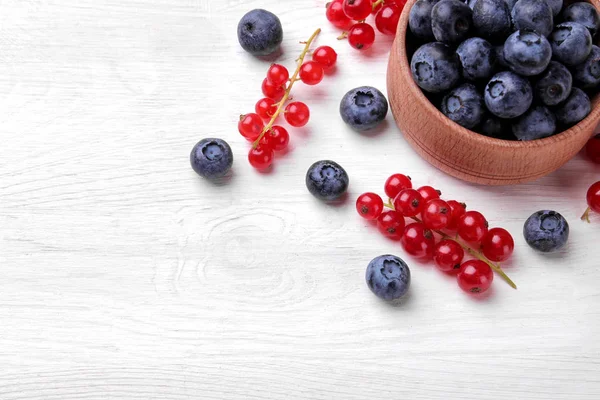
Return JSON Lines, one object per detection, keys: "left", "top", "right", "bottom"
{"left": 387, "top": 0, "right": 600, "bottom": 185}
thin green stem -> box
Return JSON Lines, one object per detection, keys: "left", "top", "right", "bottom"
{"left": 581, "top": 207, "right": 591, "bottom": 223}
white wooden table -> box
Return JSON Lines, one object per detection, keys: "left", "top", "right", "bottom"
{"left": 1, "top": 0, "right": 600, "bottom": 398}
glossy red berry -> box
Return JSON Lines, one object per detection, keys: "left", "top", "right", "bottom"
{"left": 348, "top": 23, "right": 376, "bottom": 50}
{"left": 326, "top": 0, "right": 352, "bottom": 29}
{"left": 417, "top": 186, "right": 441, "bottom": 204}
{"left": 375, "top": 4, "right": 401, "bottom": 35}
{"left": 433, "top": 240, "right": 464, "bottom": 273}
{"left": 587, "top": 181, "right": 600, "bottom": 213}
{"left": 299, "top": 61, "right": 324, "bottom": 85}
{"left": 356, "top": 192, "right": 384, "bottom": 220}
{"left": 384, "top": 173, "right": 412, "bottom": 199}
{"left": 255, "top": 98, "right": 277, "bottom": 119}
{"left": 457, "top": 211, "right": 489, "bottom": 243}
{"left": 389, "top": 0, "right": 408, "bottom": 6}
{"left": 285, "top": 102, "right": 310, "bottom": 127}
{"left": 248, "top": 145, "right": 274, "bottom": 170}
{"left": 481, "top": 228, "right": 515, "bottom": 262}
{"left": 446, "top": 200, "right": 467, "bottom": 231}
{"left": 343, "top": 0, "right": 372, "bottom": 20}
{"left": 238, "top": 113, "right": 264, "bottom": 141}
{"left": 266, "top": 64, "right": 289, "bottom": 87}
{"left": 260, "top": 126, "right": 289, "bottom": 152}
{"left": 393, "top": 188, "right": 424, "bottom": 217}
{"left": 585, "top": 134, "right": 600, "bottom": 164}
{"left": 457, "top": 260, "right": 494, "bottom": 294}
{"left": 312, "top": 46, "right": 338, "bottom": 70}
{"left": 261, "top": 78, "right": 285, "bottom": 101}
{"left": 421, "top": 199, "right": 451, "bottom": 230}
{"left": 401, "top": 222, "right": 436, "bottom": 259}
{"left": 377, "top": 211, "right": 405, "bottom": 240}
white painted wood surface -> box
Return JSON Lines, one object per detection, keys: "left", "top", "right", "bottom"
{"left": 1, "top": 0, "right": 600, "bottom": 398}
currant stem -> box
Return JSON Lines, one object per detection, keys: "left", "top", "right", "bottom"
{"left": 337, "top": 31, "right": 348, "bottom": 40}
{"left": 581, "top": 207, "right": 591, "bottom": 223}
{"left": 252, "top": 28, "right": 321, "bottom": 148}
{"left": 372, "top": 0, "right": 384, "bottom": 9}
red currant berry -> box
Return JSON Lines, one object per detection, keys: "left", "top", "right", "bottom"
{"left": 356, "top": 192, "right": 384, "bottom": 220}
{"left": 255, "top": 98, "right": 277, "bottom": 119}
{"left": 585, "top": 134, "right": 600, "bottom": 164}
{"left": 401, "top": 222, "right": 436, "bottom": 259}
{"left": 312, "top": 46, "right": 338, "bottom": 70}
{"left": 393, "top": 188, "right": 424, "bottom": 217}
{"left": 375, "top": 4, "right": 401, "bottom": 35}
{"left": 348, "top": 23, "right": 376, "bottom": 50}
{"left": 457, "top": 260, "right": 493, "bottom": 294}
{"left": 587, "top": 181, "right": 600, "bottom": 213}
{"left": 260, "top": 126, "right": 289, "bottom": 152}
{"left": 421, "top": 199, "right": 451, "bottom": 230}
{"left": 261, "top": 78, "right": 285, "bottom": 101}
{"left": 433, "top": 240, "right": 464, "bottom": 273}
{"left": 285, "top": 101, "right": 310, "bottom": 127}
{"left": 446, "top": 200, "right": 467, "bottom": 231}
{"left": 417, "top": 186, "right": 441, "bottom": 204}
{"left": 377, "top": 211, "right": 405, "bottom": 240}
{"left": 481, "top": 228, "right": 515, "bottom": 262}
{"left": 343, "top": 0, "right": 372, "bottom": 20}
{"left": 326, "top": 0, "right": 352, "bottom": 29}
{"left": 248, "top": 145, "right": 274, "bottom": 170}
{"left": 457, "top": 211, "right": 489, "bottom": 243}
{"left": 384, "top": 173, "right": 412, "bottom": 199}
{"left": 389, "top": 0, "right": 408, "bottom": 6}
{"left": 299, "top": 61, "right": 324, "bottom": 85}
{"left": 238, "top": 113, "right": 264, "bottom": 141}
{"left": 266, "top": 64, "right": 289, "bottom": 87}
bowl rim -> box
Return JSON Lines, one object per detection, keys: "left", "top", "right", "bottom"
{"left": 395, "top": 0, "right": 600, "bottom": 150}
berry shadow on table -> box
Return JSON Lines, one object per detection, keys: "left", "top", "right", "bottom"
{"left": 255, "top": 46, "right": 284, "bottom": 63}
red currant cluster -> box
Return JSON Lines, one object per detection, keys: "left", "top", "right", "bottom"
{"left": 325, "top": 0, "right": 406, "bottom": 51}
{"left": 238, "top": 29, "right": 338, "bottom": 170}
{"left": 356, "top": 174, "right": 517, "bottom": 294}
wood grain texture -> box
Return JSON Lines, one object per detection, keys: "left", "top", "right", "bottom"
{"left": 0, "top": 0, "right": 600, "bottom": 399}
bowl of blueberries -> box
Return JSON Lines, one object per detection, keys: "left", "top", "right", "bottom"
{"left": 387, "top": 0, "right": 600, "bottom": 185}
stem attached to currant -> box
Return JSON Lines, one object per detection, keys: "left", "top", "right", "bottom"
{"left": 252, "top": 28, "right": 321, "bottom": 148}
{"left": 581, "top": 207, "right": 591, "bottom": 223}
{"left": 372, "top": 0, "right": 384, "bottom": 10}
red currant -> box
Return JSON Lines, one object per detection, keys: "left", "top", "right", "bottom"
{"left": 457, "top": 260, "right": 493, "bottom": 294}
{"left": 389, "top": 0, "right": 408, "bottom": 6}
{"left": 343, "top": 0, "right": 372, "bottom": 20}
{"left": 260, "top": 126, "right": 289, "bottom": 152}
{"left": 393, "top": 188, "right": 424, "bottom": 217}
{"left": 417, "top": 186, "right": 441, "bottom": 204}
{"left": 326, "top": 0, "right": 352, "bottom": 29}
{"left": 255, "top": 98, "right": 277, "bottom": 120}
{"left": 261, "top": 78, "right": 285, "bottom": 101}
{"left": 401, "top": 222, "right": 436, "bottom": 259}
{"left": 312, "top": 46, "right": 338, "bottom": 70}
{"left": 299, "top": 61, "right": 324, "bottom": 85}
{"left": 587, "top": 181, "right": 600, "bottom": 213}
{"left": 585, "top": 134, "right": 600, "bottom": 164}
{"left": 238, "top": 113, "right": 264, "bottom": 141}
{"left": 433, "top": 240, "right": 464, "bottom": 273}
{"left": 285, "top": 102, "right": 310, "bottom": 127}
{"left": 457, "top": 211, "right": 489, "bottom": 243}
{"left": 266, "top": 64, "right": 289, "bottom": 87}
{"left": 446, "top": 200, "right": 467, "bottom": 231}
{"left": 375, "top": 4, "right": 401, "bottom": 35}
{"left": 377, "top": 211, "right": 405, "bottom": 240}
{"left": 421, "top": 199, "right": 451, "bottom": 230}
{"left": 248, "top": 145, "right": 274, "bottom": 170}
{"left": 384, "top": 173, "right": 412, "bottom": 199}
{"left": 356, "top": 192, "right": 384, "bottom": 220}
{"left": 348, "top": 23, "right": 376, "bottom": 50}
{"left": 481, "top": 228, "right": 514, "bottom": 262}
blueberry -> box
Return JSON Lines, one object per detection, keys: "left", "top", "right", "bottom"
{"left": 456, "top": 38, "right": 496, "bottom": 81}
{"left": 511, "top": 0, "right": 553, "bottom": 37}
{"left": 190, "top": 138, "right": 233, "bottom": 179}
{"left": 495, "top": 44, "right": 509, "bottom": 68}
{"left": 365, "top": 255, "right": 411, "bottom": 301}
{"left": 572, "top": 45, "right": 600, "bottom": 90}
{"left": 549, "top": 22, "right": 592, "bottom": 67}
{"left": 409, "top": 0, "right": 441, "bottom": 40}
{"left": 237, "top": 9, "right": 283, "bottom": 56}
{"left": 410, "top": 42, "right": 461, "bottom": 93}
{"left": 441, "top": 83, "right": 485, "bottom": 128}
{"left": 504, "top": 30, "right": 552, "bottom": 76}
{"left": 555, "top": 87, "right": 591, "bottom": 126}
{"left": 485, "top": 71, "right": 533, "bottom": 118}
{"left": 523, "top": 210, "right": 569, "bottom": 253}
{"left": 562, "top": 2, "right": 600, "bottom": 37}
{"left": 512, "top": 105, "right": 556, "bottom": 140}
{"left": 339, "top": 86, "right": 388, "bottom": 131}
{"left": 479, "top": 117, "right": 516, "bottom": 139}
{"left": 545, "top": 0, "right": 563, "bottom": 17}
{"left": 305, "top": 160, "right": 349, "bottom": 201}
{"left": 472, "top": 0, "right": 512, "bottom": 42}
{"left": 431, "top": 0, "right": 473, "bottom": 45}
{"left": 534, "top": 61, "right": 572, "bottom": 106}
